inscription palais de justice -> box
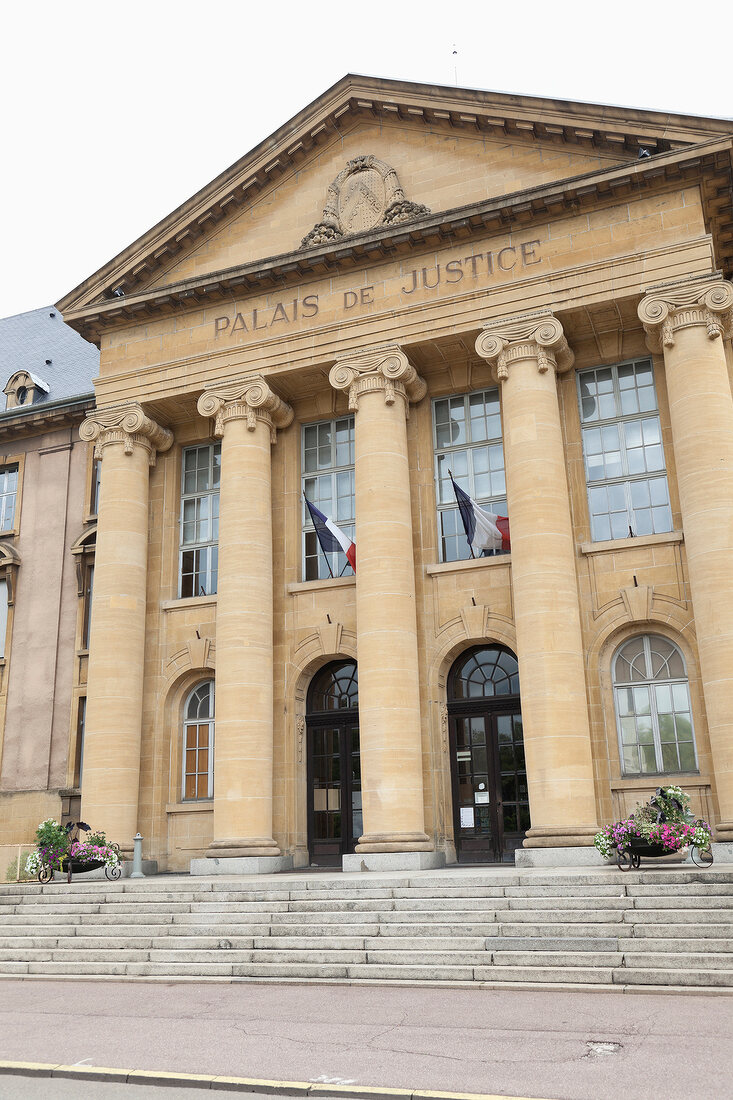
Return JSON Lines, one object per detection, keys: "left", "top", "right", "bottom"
{"left": 213, "top": 239, "right": 542, "bottom": 339}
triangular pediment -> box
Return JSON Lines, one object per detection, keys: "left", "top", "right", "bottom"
{"left": 57, "top": 74, "right": 733, "bottom": 325}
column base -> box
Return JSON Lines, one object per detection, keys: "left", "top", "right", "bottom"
{"left": 515, "top": 846, "right": 607, "bottom": 868}
{"left": 714, "top": 822, "right": 733, "bottom": 841}
{"left": 205, "top": 838, "right": 281, "bottom": 859}
{"left": 190, "top": 855, "right": 294, "bottom": 876}
{"left": 343, "top": 851, "right": 446, "bottom": 872}
{"left": 355, "top": 832, "right": 434, "bottom": 853}
{"left": 522, "top": 825, "right": 599, "bottom": 848}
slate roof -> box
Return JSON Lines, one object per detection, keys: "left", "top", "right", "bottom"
{"left": 0, "top": 306, "right": 98, "bottom": 418}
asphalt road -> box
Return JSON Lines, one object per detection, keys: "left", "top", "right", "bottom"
{"left": 0, "top": 980, "right": 731, "bottom": 1100}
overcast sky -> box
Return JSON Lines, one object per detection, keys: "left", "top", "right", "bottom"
{"left": 3, "top": 0, "right": 733, "bottom": 319}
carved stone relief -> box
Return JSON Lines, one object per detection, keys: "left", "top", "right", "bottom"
{"left": 301, "top": 156, "right": 430, "bottom": 248}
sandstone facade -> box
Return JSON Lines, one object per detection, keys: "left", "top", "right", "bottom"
{"left": 5, "top": 76, "right": 730, "bottom": 871}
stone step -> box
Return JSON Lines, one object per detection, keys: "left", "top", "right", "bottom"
{"left": 619, "top": 952, "right": 733, "bottom": 971}
{"left": 622, "top": 909, "right": 733, "bottom": 924}
{"left": 485, "top": 936, "right": 622, "bottom": 952}
{"left": 492, "top": 951, "right": 624, "bottom": 967}
{"left": 630, "top": 922, "right": 733, "bottom": 938}
{"left": 495, "top": 922, "right": 634, "bottom": 937}
{"left": 472, "top": 964, "right": 614, "bottom": 984}
{"left": 617, "top": 967, "right": 733, "bottom": 988}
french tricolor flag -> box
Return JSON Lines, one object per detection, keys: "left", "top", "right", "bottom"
{"left": 449, "top": 473, "right": 510, "bottom": 554}
{"left": 304, "top": 497, "right": 357, "bottom": 572}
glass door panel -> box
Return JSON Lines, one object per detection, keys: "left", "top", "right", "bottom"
{"left": 307, "top": 719, "right": 362, "bottom": 865}
{"left": 450, "top": 706, "right": 528, "bottom": 862}
{"left": 451, "top": 716, "right": 501, "bottom": 862}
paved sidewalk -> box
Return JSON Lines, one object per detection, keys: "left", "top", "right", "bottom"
{"left": 0, "top": 980, "right": 731, "bottom": 1100}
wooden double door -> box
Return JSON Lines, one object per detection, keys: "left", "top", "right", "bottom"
{"left": 449, "top": 704, "right": 529, "bottom": 862}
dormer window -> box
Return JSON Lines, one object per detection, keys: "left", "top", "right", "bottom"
{"left": 3, "top": 370, "right": 50, "bottom": 410}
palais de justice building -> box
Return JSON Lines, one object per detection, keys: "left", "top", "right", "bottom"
{"left": 42, "top": 75, "right": 733, "bottom": 871}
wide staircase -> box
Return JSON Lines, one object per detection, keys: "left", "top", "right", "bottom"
{"left": 0, "top": 868, "right": 732, "bottom": 990}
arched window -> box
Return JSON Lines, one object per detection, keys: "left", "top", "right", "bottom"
{"left": 449, "top": 646, "right": 519, "bottom": 700}
{"left": 183, "top": 680, "right": 214, "bottom": 800}
{"left": 308, "top": 660, "right": 358, "bottom": 712}
{"left": 613, "top": 635, "right": 697, "bottom": 775}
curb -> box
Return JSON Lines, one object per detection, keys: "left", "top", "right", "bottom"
{"left": 0, "top": 1061, "right": 554, "bottom": 1099}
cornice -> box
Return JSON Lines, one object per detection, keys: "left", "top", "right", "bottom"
{"left": 0, "top": 397, "right": 93, "bottom": 444}
{"left": 56, "top": 73, "right": 733, "bottom": 319}
{"left": 60, "top": 136, "right": 733, "bottom": 345}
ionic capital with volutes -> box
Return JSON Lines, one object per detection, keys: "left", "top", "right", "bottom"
{"left": 79, "top": 403, "right": 173, "bottom": 465}
{"left": 328, "top": 344, "right": 426, "bottom": 415}
{"left": 197, "top": 375, "right": 293, "bottom": 443}
{"left": 475, "top": 311, "right": 574, "bottom": 381}
{"left": 638, "top": 275, "right": 733, "bottom": 352}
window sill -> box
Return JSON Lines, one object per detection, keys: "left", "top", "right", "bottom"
{"left": 580, "top": 530, "right": 683, "bottom": 555}
{"left": 162, "top": 595, "right": 218, "bottom": 611}
{"left": 166, "top": 801, "right": 213, "bottom": 813}
{"left": 426, "top": 555, "right": 511, "bottom": 577}
{"left": 288, "top": 575, "right": 356, "bottom": 594}
{"left": 611, "top": 774, "right": 706, "bottom": 789}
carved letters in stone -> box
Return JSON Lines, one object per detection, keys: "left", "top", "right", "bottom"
{"left": 301, "top": 156, "right": 430, "bottom": 248}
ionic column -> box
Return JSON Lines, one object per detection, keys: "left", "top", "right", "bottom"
{"left": 79, "top": 404, "right": 173, "bottom": 853}
{"left": 639, "top": 276, "right": 733, "bottom": 840}
{"left": 330, "top": 345, "right": 439, "bottom": 868}
{"left": 476, "top": 314, "right": 598, "bottom": 848}
{"left": 196, "top": 375, "right": 293, "bottom": 871}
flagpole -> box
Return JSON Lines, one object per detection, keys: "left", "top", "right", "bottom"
{"left": 303, "top": 491, "right": 334, "bottom": 579}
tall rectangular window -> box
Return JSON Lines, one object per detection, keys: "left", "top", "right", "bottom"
{"left": 0, "top": 466, "right": 18, "bottom": 532}
{"left": 578, "top": 359, "right": 673, "bottom": 542}
{"left": 302, "top": 417, "right": 355, "bottom": 580}
{"left": 91, "top": 459, "right": 101, "bottom": 516}
{"left": 180, "top": 443, "right": 220, "bottom": 597}
{"left": 82, "top": 564, "right": 94, "bottom": 650}
{"left": 433, "top": 389, "right": 507, "bottom": 562}
{"left": 74, "top": 696, "right": 86, "bottom": 787}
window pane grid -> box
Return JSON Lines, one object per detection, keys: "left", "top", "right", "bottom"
{"left": 0, "top": 466, "right": 18, "bottom": 532}
{"left": 578, "top": 360, "right": 672, "bottom": 541}
{"left": 433, "top": 390, "right": 508, "bottom": 562}
{"left": 613, "top": 634, "right": 697, "bottom": 776}
{"left": 182, "top": 681, "right": 214, "bottom": 801}
{"left": 180, "top": 444, "right": 220, "bottom": 597}
{"left": 302, "top": 418, "right": 355, "bottom": 580}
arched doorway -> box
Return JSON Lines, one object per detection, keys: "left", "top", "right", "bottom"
{"left": 306, "top": 660, "right": 361, "bottom": 866}
{"left": 448, "top": 646, "right": 529, "bottom": 862}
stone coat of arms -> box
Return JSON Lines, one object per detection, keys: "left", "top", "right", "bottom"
{"left": 300, "top": 155, "right": 430, "bottom": 248}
